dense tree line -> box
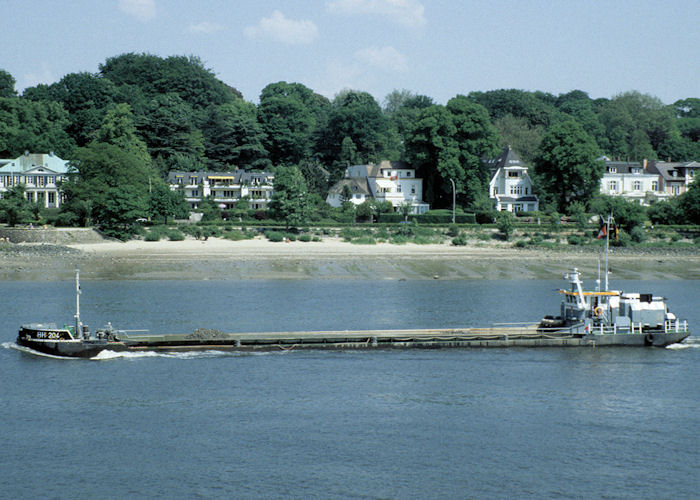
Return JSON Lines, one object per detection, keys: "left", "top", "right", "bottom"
{"left": 0, "top": 53, "right": 698, "bottom": 236}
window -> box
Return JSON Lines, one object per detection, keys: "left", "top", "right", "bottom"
{"left": 633, "top": 181, "right": 641, "bottom": 191}
{"left": 406, "top": 171, "right": 412, "bottom": 177}
{"left": 354, "top": 194, "right": 362, "bottom": 199}
{"left": 608, "top": 167, "right": 617, "bottom": 173}
{"left": 651, "top": 181, "right": 658, "bottom": 191}
{"left": 411, "top": 186, "right": 416, "bottom": 194}
{"left": 513, "top": 204, "right": 524, "bottom": 212}
{"left": 397, "top": 184, "right": 402, "bottom": 193}
{"left": 608, "top": 181, "right": 618, "bottom": 193}
{"left": 508, "top": 171, "right": 519, "bottom": 178}
{"left": 510, "top": 185, "right": 523, "bottom": 195}
{"left": 672, "top": 185, "right": 681, "bottom": 195}
{"left": 48, "top": 192, "right": 55, "bottom": 204}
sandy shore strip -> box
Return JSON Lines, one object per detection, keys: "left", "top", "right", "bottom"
{"left": 2, "top": 236, "right": 699, "bottom": 281}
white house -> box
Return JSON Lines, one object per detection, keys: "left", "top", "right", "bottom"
{"left": 599, "top": 157, "right": 698, "bottom": 205}
{"left": 0, "top": 152, "right": 69, "bottom": 208}
{"left": 168, "top": 170, "right": 274, "bottom": 210}
{"left": 487, "top": 147, "right": 539, "bottom": 212}
{"left": 326, "top": 161, "right": 429, "bottom": 214}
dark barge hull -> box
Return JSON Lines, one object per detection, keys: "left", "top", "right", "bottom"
{"left": 16, "top": 327, "right": 691, "bottom": 358}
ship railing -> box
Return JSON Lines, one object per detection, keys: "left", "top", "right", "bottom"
{"left": 664, "top": 319, "right": 688, "bottom": 333}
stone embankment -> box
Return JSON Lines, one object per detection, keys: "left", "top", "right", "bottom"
{"left": 0, "top": 227, "right": 106, "bottom": 244}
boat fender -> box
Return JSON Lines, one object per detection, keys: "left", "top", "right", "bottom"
{"left": 645, "top": 333, "right": 655, "bottom": 345}
{"left": 593, "top": 306, "right": 604, "bottom": 317}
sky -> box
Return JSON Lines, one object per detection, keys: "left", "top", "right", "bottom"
{"left": 2, "top": 0, "right": 698, "bottom": 105}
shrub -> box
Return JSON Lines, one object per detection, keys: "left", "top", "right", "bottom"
{"left": 447, "top": 224, "right": 460, "bottom": 237}
{"left": 514, "top": 240, "right": 527, "bottom": 248}
{"left": 452, "top": 234, "right": 467, "bottom": 246}
{"left": 567, "top": 234, "right": 586, "bottom": 246}
{"left": 167, "top": 229, "right": 185, "bottom": 241}
{"left": 265, "top": 230, "right": 285, "bottom": 242}
{"left": 298, "top": 234, "right": 312, "bottom": 242}
{"left": 144, "top": 231, "right": 161, "bottom": 242}
{"left": 630, "top": 226, "right": 646, "bottom": 243}
{"left": 390, "top": 235, "right": 409, "bottom": 245}
{"left": 351, "top": 236, "right": 376, "bottom": 245}
{"left": 285, "top": 233, "right": 297, "bottom": 242}
{"left": 224, "top": 229, "right": 254, "bottom": 241}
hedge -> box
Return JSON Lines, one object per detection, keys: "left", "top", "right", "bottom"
{"left": 380, "top": 213, "right": 476, "bottom": 224}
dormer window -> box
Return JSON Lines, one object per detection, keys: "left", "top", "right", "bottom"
{"left": 608, "top": 167, "right": 617, "bottom": 173}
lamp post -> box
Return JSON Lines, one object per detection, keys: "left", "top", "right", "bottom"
{"left": 449, "top": 178, "right": 456, "bottom": 224}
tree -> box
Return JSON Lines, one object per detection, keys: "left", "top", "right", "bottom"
{"left": 268, "top": 165, "right": 311, "bottom": 229}
{"left": 445, "top": 95, "right": 501, "bottom": 208}
{"left": 0, "top": 97, "right": 75, "bottom": 157}
{"left": 93, "top": 185, "right": 149, "bottom": 239}
{"left": 0, "top": 69, "right": 17, "bottom": 98}
{"left": 60, "top": 142, "right": 153, "bottom": 239}
{"left": 404, "top": 105, "right": 460, "bottom": 208}
{"left": 468, "top": 89, "right": 563, "bottom": 129}
{"left": 596, "top": 91, "right": 676, "bottom": 160}
{"left": 533, "top": 120, "right": 603, "bottom": 212}
{"left": 383, "top": 90, "right": 434, "bottom": 159}
{"left": 679, "top": 179, "right": 700, "bottom": 225}
{"left": 149, "top": 181, "right": 189, "bottom": 223}
{"left": 137, "top": 93, "right": 205, "bottom": 172}
{"left": 339, "top": 184, "right": 353, "bottom": 204}
{"left": 369, "top": 199, "right": 394, "bottom": 222}
{"left": 93, "top": 103, "right": 150, "bottom": 164}
{"left": 257, "top": 81, "right": 326, "bottom": 165}
{"left": 493, "top": 114, "right": 545, "bottom": 164}
{"left": 496, "top": 211, "right": 515, "bottom": 241}
{"left": 23, "top": 72, "right": 118, "bottom": 147}
{"left": 99, "top": 53, "right": 240, "bottom": 110}
{"left": 589, "top": 195, "right": 646, "bottom": 232}
{"left": 0, "top": 184, "right": 33, "bottom": 226}
{"left": 316, "top": 90, "right": 390, "bottom": 176}
{"left": 202, "top": 100, "right": 270, "bottom": 170}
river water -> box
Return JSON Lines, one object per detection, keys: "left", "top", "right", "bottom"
{"left": 2, "top": 278, "right": 698, "bottom": 499}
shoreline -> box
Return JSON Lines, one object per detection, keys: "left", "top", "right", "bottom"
{"left": 1, "top": 236, "right": 699, "bottom": 281}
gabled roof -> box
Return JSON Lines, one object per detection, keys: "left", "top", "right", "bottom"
{"left": 328, "top": 177, "right": 371, "bottom": 196}
{"left": 0, "top": 152, "right": 69, "bottom": 174}
{"left": 603, "top": 160, "right": 644, "bottom": 175}
{"left": 486, "top": 146, "right": 527, "bottom": 176}
{"left": 653, "top": 163, "right": 686, "bottom": 182}
{"left": 347, "top": 160, "right": 413, "bottom": 178}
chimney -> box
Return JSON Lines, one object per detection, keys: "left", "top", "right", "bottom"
{"left": 643, "top": 158, "right": 647, "bottom": 171}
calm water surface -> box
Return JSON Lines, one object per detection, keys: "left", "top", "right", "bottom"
{"left": 1, "top": 279, "right": 698, "bottom": 499}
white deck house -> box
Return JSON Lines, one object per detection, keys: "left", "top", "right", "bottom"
{"left": 168, "top": 170, "right": 274, "bottom": 210}
{"left": 0, "top": 152, "right": 69, "bottom": 208}
{"left": 487, "top": 147, "right": 539, "bottom": 212}
{"left": 326, "top": 161, "right": 429, "bottom": 214}
{"left": 599, "top": 157, "right": 698, "bottom": 205}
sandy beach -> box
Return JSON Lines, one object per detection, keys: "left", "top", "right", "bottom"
{"left": 2, "top": 236, "right": 698, "bottom": 281}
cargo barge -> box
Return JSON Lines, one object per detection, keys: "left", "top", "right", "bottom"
{"left": 15, "top": 264, "right": 691, "bottom": 358}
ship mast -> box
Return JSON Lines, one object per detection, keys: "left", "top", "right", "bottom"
{"left": 604, "top": 214, "right": 609, "bottom": 291}
{"left": 75, "top": 267, "right": 82, "bottom": 336}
